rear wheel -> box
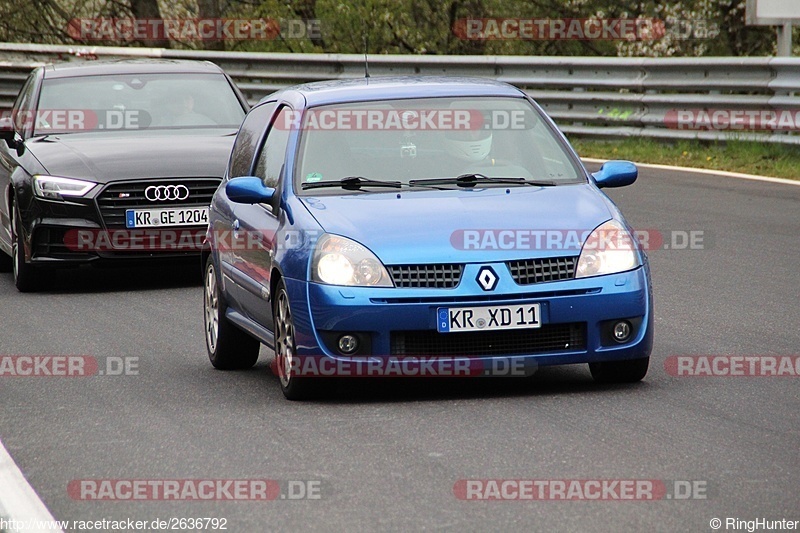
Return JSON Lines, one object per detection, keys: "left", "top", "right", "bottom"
{"left": 12, "top": 207, "right": 42, "bottom": 292}
{"left": 204, "top": 256, "right": 260, "bottom": 370}
{"left": 589, "top": 357, "right": 649, "bottom": 384}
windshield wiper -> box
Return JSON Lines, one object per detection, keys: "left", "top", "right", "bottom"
{"left": 301, "top": 176, "right": 403, "bottom": 191}
{"left": 301, "top": 176, "right": 448, "bottom": 191}
{"left": 409, "top": 173, "right": 557, "bottom": 188}
{"left": 35, "top": 132, "right": 82, "bottom": 139}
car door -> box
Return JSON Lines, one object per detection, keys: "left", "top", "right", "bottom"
{"left": 215, "top": 101, "right": 276, "bottom": 312}
{"left": 232, "top": 105, "right": 294, "bottom": 330}
{"left": 0, "top": 72, "right": 38, "bottom": 252}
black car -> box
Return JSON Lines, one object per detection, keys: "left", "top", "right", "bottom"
{"left": 0, "top": 59, "right": 249, "bottom": 291}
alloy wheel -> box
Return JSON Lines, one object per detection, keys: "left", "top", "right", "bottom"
{"left": 204, "top": 264, "right": 220, "bottom": 353}
{"left": 275, "top": 289, "right": 295, "bottom": 388}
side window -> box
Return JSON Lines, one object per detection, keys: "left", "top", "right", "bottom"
{"left": 12, "top": 74, "right": 37, "bottom": 135}
{"left": 254, "top": 106, "right": 292, "bottom": 188}
{"left": 227, "top": 101, "right": 277, "bottom": 179}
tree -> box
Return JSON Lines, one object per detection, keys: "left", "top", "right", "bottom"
{"left": 0, "top": 0, "right": 784, "bottom": 56}
{"left": 129, "top": 0, "right": 170, "bottom": 48}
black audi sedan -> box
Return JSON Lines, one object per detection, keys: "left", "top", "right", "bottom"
{"left": 0, "top": 59, "right": 248, "bottom": 291}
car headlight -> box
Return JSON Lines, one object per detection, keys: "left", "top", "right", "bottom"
{"left": 575, "top": 220, "right": 640, "bottom": 278}
{"left": 33, "top": 175, "right": 97, "bottom": 200}
{"left": 312, "top": 234, "right": 393, "bottom": 287}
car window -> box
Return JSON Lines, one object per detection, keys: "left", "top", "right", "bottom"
{"left": 228, "top": 102, "right": 277, "bottom": 179}
{"left": 294, "top": 96, "right": 583, "bottom": 194}
{"left": 34, "top": 72, "right": 246, "bottom": 135}
{"left": 12, "top": 74, "right": 37, "bottom": 135}
{"left": 254, "top": 106, "right": 293, "bottom": 189}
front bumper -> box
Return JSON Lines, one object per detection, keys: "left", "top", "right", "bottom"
{"left": 284, "top": 264, "right": 653, "bottom": 371}
{"left": 17, "top": 179, "right": 218, "bottom": 265}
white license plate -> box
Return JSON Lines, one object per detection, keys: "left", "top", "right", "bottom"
{"left": 125, "top": 207, "right": 209, "bottom": 228}
{"left": 437, "top": 303, "right": 541, "bottom": 333}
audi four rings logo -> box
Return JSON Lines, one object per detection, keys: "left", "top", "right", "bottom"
{"left": 144, "top": 185, "right": 190, "bottom": 202}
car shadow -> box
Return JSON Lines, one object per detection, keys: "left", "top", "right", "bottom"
{"left": 233, "top": 359, "right": 652, "bottom": 404}
{"left": 34, "top": 261, "right": 203, "bottom": 294}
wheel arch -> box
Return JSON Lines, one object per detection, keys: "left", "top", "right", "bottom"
{"left": 270, "top": 267, "right": 284, "bottom": 305}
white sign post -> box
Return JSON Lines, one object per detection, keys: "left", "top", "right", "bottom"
{"left": 746, "top": 0, "right": 798, "bottom": 56}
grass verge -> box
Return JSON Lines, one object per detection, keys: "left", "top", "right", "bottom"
{"left": 569, "top": 137, "right": 800, "bottom": 181}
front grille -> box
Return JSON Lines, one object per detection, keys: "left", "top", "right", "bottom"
{"left": 391, "top": 323, "right": 586, "bottom": 356}
{"left": 507, "top": 256, "right": 577, "bottom": 285}
{"left": 96, "top": 178, "right": 220, "bottom": 228}
{"left": 388, "top": 264, "right": 463, "bottom": 288}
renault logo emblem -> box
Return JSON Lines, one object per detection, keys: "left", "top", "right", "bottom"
{"left": 144, "top": 184, "right": 190, "bottom": 202}
{"left": 476, "top": 266, "right": 498, "bottom": 291}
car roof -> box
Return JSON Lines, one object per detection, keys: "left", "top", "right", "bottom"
{"left": 41, "top": 59, "right": 225, "bottom": 79}
{"left": 266, "top": 76, "right": 526, "bottom": 107}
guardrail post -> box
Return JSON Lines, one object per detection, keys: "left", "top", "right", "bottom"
{"left": 777, "top": 23, "right": 793, "bottom": 57}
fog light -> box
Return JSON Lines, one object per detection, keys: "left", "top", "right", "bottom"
{"left": 338, "top": 334, "right": 359, "bottom": 355}
{"left": 613, "top": 321, "right": 632, "bottom": 343}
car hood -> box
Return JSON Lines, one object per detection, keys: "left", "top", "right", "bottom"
{"left": 26, "top": 129, "right": 237, "bottom": 183}
{"left": 300, "top": 184, "right": 615, "bottom": 264}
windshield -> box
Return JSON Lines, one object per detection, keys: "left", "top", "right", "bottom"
{"left": 294, "top": 96, "right": 584, "bottom": 194}
{"left": 34, "top": 72, "right": 245, "bottom": 135}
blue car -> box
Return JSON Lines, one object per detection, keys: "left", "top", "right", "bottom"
{"left": 203, "top": 77, "right": 653, "bottom": 400}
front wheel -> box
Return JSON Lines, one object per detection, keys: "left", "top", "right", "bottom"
{"left": 589, "top": 357, "right": 649, "bottom": 384}
{"left": 204, "top": 256, "right": 260, "bottom": 370}
{"left": 273, "top": 278, "right": 328, "bottom": 400}
{"left": 12, "top": 207, "right": 42, "bottom": 292}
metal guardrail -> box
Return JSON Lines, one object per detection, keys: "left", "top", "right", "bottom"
{"left": 0, "top": 42, "right": 798, "bottom": 144}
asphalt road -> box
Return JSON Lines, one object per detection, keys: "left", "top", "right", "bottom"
{"left": 1, "top": 165, "right": 799, "bottom": 532}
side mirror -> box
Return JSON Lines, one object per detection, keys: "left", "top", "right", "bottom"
{"left": 0, "top": 116, "right": 18, "bottom": 148}
{"left": 226, "top": 176, "right": 276, "bottom": 204}
{"left": 592, "top": 160, "right": 637, "bottom": 188}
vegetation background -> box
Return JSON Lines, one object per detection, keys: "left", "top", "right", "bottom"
{"left": 1, "top": 0, "right": 794, "bottom": 56}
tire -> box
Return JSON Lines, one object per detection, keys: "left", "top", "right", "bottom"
{"left": 12, "top": 206, "right": 42, "bottom": 292}
{"left": 203, "top": 256, "right": 260, "bottom": 370}
{"left": 0, "top": 248, "right": 11, "bottom": 272}
{"left": 589, "top": 357, "right": 649, "bottom": 384}
{"left": 273, "top": 277, "right": 327, "bottom": 401}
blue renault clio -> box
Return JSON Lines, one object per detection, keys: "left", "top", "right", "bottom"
{"left": 202, "top": 77, "right": 653, "bottom": 400}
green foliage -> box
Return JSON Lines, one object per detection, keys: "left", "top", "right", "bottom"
{"left": 0, "top": 0, "right": 791, "bottom": 56}
{"left": 570, "top": 136, "right": 800, "bottom": 180}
